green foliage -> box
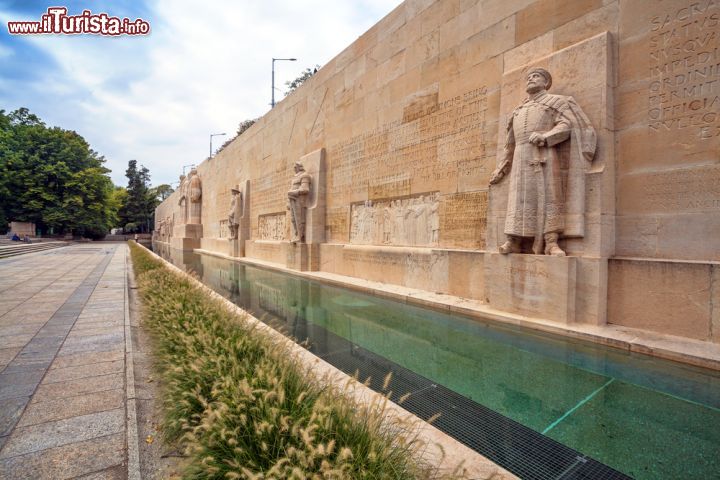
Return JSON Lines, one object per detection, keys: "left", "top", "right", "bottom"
{"left": 285, "top": 65, "right": 321, "bottom": 96}
{"left": 215, "top": 118, "right": 259, "bottom": 155}
{"left": 0, "top": 108, "right": 117, "bottom": 237}
{"left": 118, "top": 160, "right": 158, "bottom": 233}
{"left": 129, "top": 243, "right": 443, "bottom": 480}
{"left": 151, "top": 183, "right": 174, "bottom": 202}
{"left": 237, "top": 118, "right": 257, "bottom": 136}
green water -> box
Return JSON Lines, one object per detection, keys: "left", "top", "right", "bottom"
{"left": 154, "top": 245, "right": 720, "bottom": 479}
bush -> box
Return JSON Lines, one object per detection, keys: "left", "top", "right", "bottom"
{"left": 128, "top": 242, "right": 442, "bottom": 479}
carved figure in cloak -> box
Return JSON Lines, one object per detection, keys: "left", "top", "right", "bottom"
{"left": 489, "top": 68, "right": 596, "bottom": 256}
{"left": 186, "top": 168, "right": 202, "bottom": 224}
{"left": 383, "top": 204, "right": 392, "bottom": 244}
{"left": 414, "top": 196, "right": 428, "bottom": 245}
{"left": 364, "top": 200, "right": 375, "bottom": 244}
{"left": 394, "top": 199, "right": 407, "bottom": 245}
{"left": 430, "top": 194, "right": 440, "bottom": 245}
{"left": 228, "top": 186, "right": 243, "bottom": 239}
{"left": 287, "top": 162, "right": 312, "bottom": 243}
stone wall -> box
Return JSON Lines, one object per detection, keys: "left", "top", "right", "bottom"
{"left": 156, "top": 0, "right": 720, "bottom": 344}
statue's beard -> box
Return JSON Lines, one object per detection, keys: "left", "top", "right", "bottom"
{"left": 526, "top": 83, "right": 544, "bottom": 94}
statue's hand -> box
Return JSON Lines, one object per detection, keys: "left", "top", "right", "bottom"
{"left": 529, "top": 132, "right": 546, "bottom": 146}
{"left": 489, "top": 169, "right": 504, "bottom": 185}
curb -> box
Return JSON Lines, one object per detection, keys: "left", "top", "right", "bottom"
{"left": 125, "top": 245, "right": 142, "bottom": 480}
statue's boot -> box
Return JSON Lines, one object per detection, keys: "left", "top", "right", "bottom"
{"left": 544, "top": 233, "right": 566, "bottom": 256}
{"left": 498, "top": 236, "right": 521, "bottom": 254}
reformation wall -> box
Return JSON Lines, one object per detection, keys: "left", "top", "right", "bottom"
{"left": 155, "top": 0, "right": 720, "bottom": 346}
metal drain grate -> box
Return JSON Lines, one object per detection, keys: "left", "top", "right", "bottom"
{"left": 280, "top": 323, "right": 632, "bottom": 480}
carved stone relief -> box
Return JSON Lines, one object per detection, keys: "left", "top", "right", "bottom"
{"left": 350, "top": 193, "right": 440, "bottom": 247}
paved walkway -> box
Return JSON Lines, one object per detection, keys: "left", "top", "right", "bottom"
{"left": 0, "top": 243, "right": 137, "bottom": 479}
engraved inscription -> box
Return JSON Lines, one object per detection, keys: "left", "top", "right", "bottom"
{"left": 258, "top": 213, "right": 287, "bottom": 240}
{"left": 342, "top": 249, "right": 436, "bottom": 275}
{"left": 254, "top": 170, "right": 288, "bottom": 214}
{"left": 649, "top": 2, "right": 720, "bottom": 137}
{"left": 326, "top": 206, "right": 349, "bottom": 242}
{"left": 640, "top": 165, "right": 720, "bottom": 212}
{"left": 440, "top": 191, "right": 487, "bottom": 249}
{"left": 329, "top": 87, "right": 491, "bottom": 197}
{"left": 368, "top": 173, "right": 411, "bottom": 200}
{"left": 342, "top": 250, "right": 404, "bottom": 267}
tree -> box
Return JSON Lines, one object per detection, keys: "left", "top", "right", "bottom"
{"left": 215, "top": 118, "right": 259, "bottom": 155}
{"left": 151, "top": 184, "right": 174, "bottom": 202}
{"left": 0, "top": 108, "right": 117, "bottom": 238}
{"left": 118, "top": 160, "right": 158, "bottom": 233}
{"left": 285, "top": 65, "right": 320, "bottom": 95}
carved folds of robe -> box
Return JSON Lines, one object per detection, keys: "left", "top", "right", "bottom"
{"left": 501, "top": 93, "right": 596, "bottom": 238}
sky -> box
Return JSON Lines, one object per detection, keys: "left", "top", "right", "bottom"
{"left": 0, "top": 0, "right": 403, "bottom": 187}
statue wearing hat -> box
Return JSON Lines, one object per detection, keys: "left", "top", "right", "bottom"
{"left": 228, "top": 185, "right": 243, "bottom": 239}
{"left": 489, "top": 67, "right": 596, "bottom": 256}
{"left": 287, "top": 161, "right": 312, "bottom": 243}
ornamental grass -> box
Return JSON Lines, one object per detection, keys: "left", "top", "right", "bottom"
{"left": 129, "top": 242, "right": 452, "bottom": 479}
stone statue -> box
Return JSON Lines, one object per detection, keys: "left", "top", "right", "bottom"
{"left": 287, "top": 161, "right": 312, "bottom": 243}
{"left": 489, "top": 67, "right": 596, "bottom": 256}
{"left": 177, "top": 174, "right": 187, "bottom": 224}
{"left": 228, "top": 185, "right": 242, "bottom": 239}
{"left": 187, "top": 168, "right": 202, "bottom": 224}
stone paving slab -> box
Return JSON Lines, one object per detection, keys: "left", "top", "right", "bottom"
{"left": 50, "top": 350, "right": 124, "bottom": 369}
{"left": 0, "top": 409, "right": 125, "bottom": 458}
{"left": 32, "top": 372, "right": 124, "bottom": 403}
{"left": 18, "top": 389, "right": 125, "bottom": 427}
{"left": 0, "top": 433, "right": 125, "bottom": 480}
{"left": 0, "top": 243, "right": 134, "bottom": 479}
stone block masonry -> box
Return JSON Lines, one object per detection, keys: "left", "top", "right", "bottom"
{"left": 155, "top": 0, "right": 720, "bottom": 346}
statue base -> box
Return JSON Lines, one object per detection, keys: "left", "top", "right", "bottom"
{"left": 171, "top": 224, "right": 203, "bottom": 251}
{"left": 484, "top": 253, "right": 577, "bottom": 324}
{"left": 229, "top": 238, "right": 243, "bottom": 257}
{"left": 286, "top": 242, "right": 320, "bottom": 272}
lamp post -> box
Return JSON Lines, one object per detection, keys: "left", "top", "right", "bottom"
{"left": 271, "top": 57, "right": 296, "bottom": 108}
{"left": 182, "top": 164, "right": 195, "bottom": 175}
{"left": 209, "top": 133, "right": 226, "bottom": 159}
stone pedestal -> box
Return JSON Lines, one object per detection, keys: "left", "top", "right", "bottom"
{"left": 484, "top": 253, "right": 577, "bottom": 324}
{"left": 171, "top": 224, "right": 202, "bottom": 251}
{"left": 229, "top": 239, "right": 242, "bottom": 257}
{"left": 302, "top": 149, "right": 326, "bottom": 244}
{"left": 286, "top": 243, "right": 319, "bottom": 272}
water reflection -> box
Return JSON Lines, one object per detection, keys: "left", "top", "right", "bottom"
{"left": 151, "top": 243, "right": 720, "bottom": 480}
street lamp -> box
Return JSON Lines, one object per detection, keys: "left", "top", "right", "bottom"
{"left": 271, "top": 57, "right": 296, "bottom": 108}
{"left": 182, "top": 164, "right": 195, "bottom": 175}
{"left": 209, "top": 133, "right": 226, "bottom": 159}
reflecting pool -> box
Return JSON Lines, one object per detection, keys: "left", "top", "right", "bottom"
{"left": 153, "top": 244, "right": 720, "bottom": 480}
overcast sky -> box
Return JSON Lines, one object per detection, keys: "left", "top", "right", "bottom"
{"left": 0, "top": 0, "right": 403, "bottom": 187}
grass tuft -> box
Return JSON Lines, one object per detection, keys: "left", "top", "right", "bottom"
{"left": 129, "top": 242, "right": 452, "bottom": 479}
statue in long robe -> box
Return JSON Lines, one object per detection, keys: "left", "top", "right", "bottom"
{"left": 187, "top": 168, "right": 202, "bottom": 224}
{"left": 287, "top": 162, "right": 312, "bottom": 243}
{"left": 489, "top": 67, "right": 596, "bottom": 256}
{"left": 228, "top": 186, "right": 242, "bottom": 239}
